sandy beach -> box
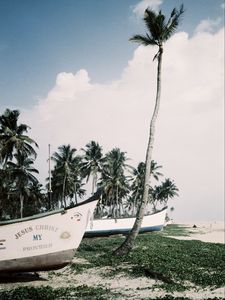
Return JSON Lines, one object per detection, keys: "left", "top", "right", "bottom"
{"left": 0, "top": 221, "right": 224, "bottom": 299}
{"left": 170, "top": 221, "right": 225, "bottom": 244}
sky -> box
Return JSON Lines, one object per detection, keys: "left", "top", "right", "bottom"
{"left": 0, "top": 0, "right": 224, "bottom": 221}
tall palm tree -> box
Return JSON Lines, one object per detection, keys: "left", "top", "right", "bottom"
{"left": 0, "top": 168, "right": 11, "bottom": 219}
{"left": 98, "top": 148, "right": 130, "bottom": 218}
{"left": 51, "top": 144, "right": 82, "bottom": 208}
{"left": 151, "top": 178, "right": 179, "bottom": 212}
{"left": 27, "top": 182, "right": 46, "bottom": 214}
{"left": 158, "top": 178, "right": 179, "bottom": 205}
{"left": 128, "top": 162, "right": 145, "bottom": 215}
{"left": 129, "top": 160, "right": 163, "bottom": 215}
{"left": 81, "top": 141, "right": 104, "bottom": 194}
{"left": 151, "top": 160, "right": 163, "bottom": 181}
{"left": 7, "top": 153, "right": 39, "bottom": 218}
{"left": 115, "top": 5, "right": 184, "bottom": 255}
{"left": 0, "top": 109, "right": 38, "bottom": 165}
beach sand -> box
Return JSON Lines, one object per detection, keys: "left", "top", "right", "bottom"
{"left": 171, "top": 221, "right": 225, "bottom": 244}
{"left": 0, "top": 221, "right": 224, "bottom": 299}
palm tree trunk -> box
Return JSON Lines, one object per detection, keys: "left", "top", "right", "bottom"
{"left": 115, "top": 46, "right": 163, "bottom": 255}
{"left": 74, "top": 182, "right": 78, "bottom": 204}
{"left": 119, "top": 201, "right": 124, "bottom": 216}
{"left": 116, "top": 186, "right": 119, "bottom": 218}
{"left": 133, "top": 189, "right": 139, "bottom": 216}
{"left": 62, "top": 175, "right": 66, "bottom": 207}
{"left": 153, "top": 200, "right": 157, "bottom": 211}
{"left": 20, "top": 194, "right": 24, "bottom": 218}
{"left": 92, "top": 173, "right": 97, "bottom": 195}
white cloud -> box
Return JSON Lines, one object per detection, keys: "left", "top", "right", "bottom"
{"left": 221, "top": 2, "right": 225, "bottom": 9}
{"left": 195, "top": 17, "right": 222, "bottom": 34}
{"left": 47, "top": 69, "right": 91, "bottom": 102}
{"left": 23, "top": 27, "right": 224, "bottom": 222}
{"left": 132, "top": 0, "right": 163, "bottom": 17}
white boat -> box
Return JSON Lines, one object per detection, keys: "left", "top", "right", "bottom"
{"left": 0, "top": 192, "right": 100, "bottom": 273}
{"left": 85, "top": 207, "right": 167, "bottom": 237}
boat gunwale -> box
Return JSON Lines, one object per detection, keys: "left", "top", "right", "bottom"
{"left": 0, "top": 190, "right": 101, "bottom": 226}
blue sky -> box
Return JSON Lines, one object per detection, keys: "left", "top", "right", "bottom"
{"left": 0, "top": 0, "right": 224, "bottom": 108}
{"left": 0, "top": 0, "right": 224, "bottom": 221}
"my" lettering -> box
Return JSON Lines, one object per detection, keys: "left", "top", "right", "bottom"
{"left": 33, "top": 234, "right": 42, "bottom": 241}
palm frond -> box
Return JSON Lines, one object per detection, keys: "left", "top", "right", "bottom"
{"left": 163, "top": 4, "right": 185, "bottom": 41}
{"left": 129, "top": 34, "right": 156, "bottom": 46}
{"left": 144, "top": 8, "right": 160, "bottom": 41}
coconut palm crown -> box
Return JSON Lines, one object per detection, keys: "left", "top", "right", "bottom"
{"left": 130, "top": 5, "right": 184, "bottom": 57}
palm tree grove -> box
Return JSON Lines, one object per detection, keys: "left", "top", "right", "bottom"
{"left": 0, "top": 108, "right": 178, "bottom": 221}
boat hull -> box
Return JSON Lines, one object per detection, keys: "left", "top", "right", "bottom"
{"left": 0, "top": 193, "right": 100, "bottom": 273}
{"left": 85, "top": 207, "right": 167, "bottom": 238}
{"left": 0, "top": 249, "right": 76, "bottom": 273}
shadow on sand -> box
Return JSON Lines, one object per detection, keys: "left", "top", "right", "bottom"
{"left": 0, "top": 272, "right": 47, "bottom": 283}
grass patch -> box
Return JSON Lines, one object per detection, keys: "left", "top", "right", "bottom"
{"left": 0, "top": 285, "right": 116, "bottom": 300}
{"left": 76, "top": 229, "right": 225, "bottom": 290}
{"left": 143, "top": 296, "right": 224, "bottom": 300}
{"left": 70, "top": 262, "right": 94, "bottom": 273}
{"left": 159, "top": 224, "right": 193, "bottom": 237}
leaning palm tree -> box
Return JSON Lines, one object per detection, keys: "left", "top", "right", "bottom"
{"left": 115, "top": 5, "right": 184, "bottom": 255}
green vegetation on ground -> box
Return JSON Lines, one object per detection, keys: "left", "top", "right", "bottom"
{"left": 159, "top": 224, "right": 193, "bottom": 237}
{"left": 76, "top": 227, "right": 225, "bottom": 289}
{"left": 0, "top": 285, "right": 115, "bottom": 300}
